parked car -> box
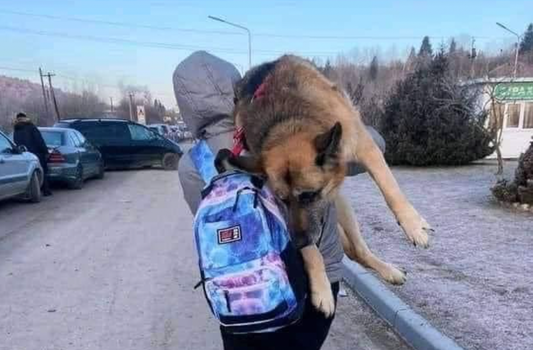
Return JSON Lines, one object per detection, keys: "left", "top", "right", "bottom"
{"left": 147, "top": 123, "right": 170, "bottom": 136}
{"left": 39, "top": 127, "right": 105, "bottom": 189}
{"left": 148, "top": 126, "right": 160, "bottom": 135}
{"left": 54, "top": 118, "right": 183, "bottom": 170}
{"left": 0, "top": 129, "right": 43, "bottom": 203}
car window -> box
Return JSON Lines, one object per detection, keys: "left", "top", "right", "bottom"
{"left": 128, "top": 124, "right": 155, "bottom": 141}
{"left": 75, "top": 130, "right": 87, "bottom": 145}
{"left": 41, "top": 131, "right": 64, "bottom": 147}
{"left": 0, "top": 133, "right": 13, "bottom": 153}
{"left": 76, "top": 122, "right": 129, "bottom": 142}
{"left": 69, "top": 132, "right": 82, "bottom": 147}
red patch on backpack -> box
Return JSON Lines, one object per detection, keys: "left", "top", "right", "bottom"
{"left": 218, "top": 226, "right": 242, "bottom": 244}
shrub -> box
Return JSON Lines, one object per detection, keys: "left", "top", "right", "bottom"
{"left": 380, "top": 50, "right": 494, "bottom": 166}
{"left": 493, "top": 139, "right": 533, "bottom": 205}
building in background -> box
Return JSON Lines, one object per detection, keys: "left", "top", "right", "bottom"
{"left": 468, "top": 77, "right": 533, "bottom": 159}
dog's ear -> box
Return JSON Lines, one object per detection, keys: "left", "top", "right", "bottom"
{"left": 215, "top": 149, "right": 263, "bottom": 174}
{"left": 314, "top": 122, "right": 342, "bottom": 167}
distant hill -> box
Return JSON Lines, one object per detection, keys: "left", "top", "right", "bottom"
{"left": 0, "top": 75, "right": 46, "bottom": 103}
{"left": 0, "top": 75, "right": 60, "bottom": 131}
{"left": 0, "top": 75, "right": 106, "bottom": 132}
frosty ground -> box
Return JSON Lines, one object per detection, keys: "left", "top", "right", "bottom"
{"left": 342, "top": 160, "right": 533, "bottom": 350}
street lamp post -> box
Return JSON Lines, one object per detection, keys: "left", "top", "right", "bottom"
{"left": 208, "top": 15, "right": 251, "bottom": 70}
{"left": 496, "top": 22, "right": 521, "bottom": 78}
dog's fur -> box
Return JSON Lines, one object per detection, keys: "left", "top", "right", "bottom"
{"left": 218, "top": 55, "right": 431, "bottom": 317}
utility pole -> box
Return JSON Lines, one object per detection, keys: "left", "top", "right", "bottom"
{"left": 42, "top": 72, "right": 61, "bottom": 121}
{"left": 109, "top": 97, "right": 114, "bottom": 113}
{"left": 128, "top": 93, "right": 134, "bottom": 121}
{"left": 208, "top": 15, "right": 252, "bottom": 70}
{"left": 38, "top": 68, "right": 50, "bottom": 120}
{"left": 468, "top": 37, "right": 477, "bottom": 78}
{"left": 496, "top": 22, "right": 521, "bottom": 78}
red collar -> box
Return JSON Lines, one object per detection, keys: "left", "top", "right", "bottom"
{"left": 232, "top": 77, "right": 271, "bottom": 156}
{"left": 231, "top": 127, "right": 246, "bottom": 156}
{"left": 252, "top": 81, "right": 268, "bottom": 101}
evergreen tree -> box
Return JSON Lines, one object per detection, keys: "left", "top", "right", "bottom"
{"left": 519, "top": 23, "right": 533, "bottom": 54}
{"left": 380, "top": 50, "right": 493, "bottom": 166}
{"left": 449, "top": 38, "right": 457, "bottom": 55}
{"left": 322, "top": 59, "right": 333, "bottom": 78}
{"left": 408, "top": 47, "right": 416, "bottom": 60}
{"left": 418, "top": 36, "right": 433, "bottom": 57}
{"left": 369, "top": 56, "right": 379, "bottom": 81}
{"left": 404, "top": 47, "right": 417, "bottom": 72}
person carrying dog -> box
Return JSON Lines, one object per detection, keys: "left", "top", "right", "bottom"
{"left": 173, "top": 51, "right": 385, "bottom": 350}
{"left": 13, "top": 112, "right": 52, "bottom": 196}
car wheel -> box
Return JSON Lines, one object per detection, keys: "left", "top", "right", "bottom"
{"left": 162, "top": 153, "right": 180, "bottom": 170}
{"left": 95, "top": 161, "right": 105, "bottom": 180}
{"left": 27, "top": 171, "right": 42, "bottom": 203}
{"left": 69, "top": 165, "right": 84, "bottom": 190}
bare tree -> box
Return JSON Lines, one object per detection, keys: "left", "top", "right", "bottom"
{"left": 481, "top": 79, "right": 509, "bottom": 178}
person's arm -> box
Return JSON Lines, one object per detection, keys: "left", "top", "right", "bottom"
{"left": 32, "top": 126, "right": 49, "bottom": 155}
{"left": 13, "top": 131, "right": 21, "bottom": 146}
{"left": 346, "top": 126, "right": 386, "bottom": 176}
{"left": 178, "top": 152, "right": 205, "bottom": 215}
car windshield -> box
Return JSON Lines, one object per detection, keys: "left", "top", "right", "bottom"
{"left": 41, "top": 131, "right": 64, "bottom": 147}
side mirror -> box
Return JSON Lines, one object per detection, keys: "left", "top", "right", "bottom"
{"left": 16, "top": 145, "right": 28, "bottom": 154}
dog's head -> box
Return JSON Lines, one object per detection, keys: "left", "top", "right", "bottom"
{"left": 218, "top": 122, "right": 346, "bottom": 244}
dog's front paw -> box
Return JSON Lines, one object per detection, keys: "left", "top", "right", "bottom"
{"left": 310, "top": 278, "right": 335, "bottom": 318}
{"left": 398, "top": 209, "right": 431, "bottom": 248}
{"left": 380, "top": 264, "right": 407, "bottom": 285}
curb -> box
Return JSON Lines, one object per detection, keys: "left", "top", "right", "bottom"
{"left": 342, "top": 257, "right": 464, "bottom": 350}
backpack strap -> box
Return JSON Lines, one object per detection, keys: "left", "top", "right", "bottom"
{"left": 190, "top": 140, "right": 219, "bottom": 184}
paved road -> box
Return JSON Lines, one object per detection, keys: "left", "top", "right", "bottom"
{"left": 0, "top": 169, "right": 408, "bottom": 350}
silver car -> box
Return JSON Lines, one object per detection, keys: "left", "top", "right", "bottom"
{"left": 0, "top": 130, "right": 43, "bottom": 203}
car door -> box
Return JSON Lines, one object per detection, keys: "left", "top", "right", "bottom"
{"left": 67, "top": 131, "right": 89, "bottom": 177}
{"left": 76, "top": 121, "right": 130, "bottom": 168}
{"left": 0, "top": 132, "right": 29, "bottom": 199}
{"left": 126, "top": 123, "right": 161, "bottom": 166}
{"left": 72, "top": 130, "right": 99, "bottom": 176}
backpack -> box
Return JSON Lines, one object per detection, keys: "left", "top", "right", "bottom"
{"left": 190, "top": 140, "right": 307, "bottom": 334}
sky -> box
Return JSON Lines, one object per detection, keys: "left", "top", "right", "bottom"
{"left": 0, "top": 0, "right": 531, "bottom": 108}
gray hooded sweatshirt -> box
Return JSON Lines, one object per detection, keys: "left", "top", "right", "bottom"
{"left": 174, "top": 51, "right": 385, "bottom": 284}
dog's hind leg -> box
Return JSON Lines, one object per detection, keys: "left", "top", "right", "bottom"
{"left": 336, "top": 194, "right": 406, "bottom": 285}
{"left": 353, "top": 134, "right": 431, "bottom": 248}
{"left": 300, "top": 245, "right": 335, "bottom": 317}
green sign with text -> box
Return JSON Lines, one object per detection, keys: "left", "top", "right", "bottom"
{"left": 494, "top": 82, "right": 533, "bottom": 100}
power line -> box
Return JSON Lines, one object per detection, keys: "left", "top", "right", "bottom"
{"left": 0, "top": 64, "right": 176, "bottom": 100}
{"left": 0, "top": 25, "right": 244, "bottom": 53}
{"left": 0, "top": 25, "right": 342, "bottom": 57}
{"left": 0, "top": 9, "right": 243, "bottom": 36}
{"left": 55, "top": 73, "right": 121, "bottom": 90}
{"left": 0, "top": 66, "right": 36, "bottom": 73}
{"left": 0, "top": 9, "right": 509, "bottom": 41}
{"left": 150, "top": 1, "right": 301, "bottom": 8}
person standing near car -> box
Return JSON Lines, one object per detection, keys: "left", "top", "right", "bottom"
{"left": 13, "top": 113, "right": 52, "bottom": 196}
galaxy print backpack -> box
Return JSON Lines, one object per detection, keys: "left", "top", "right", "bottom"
{"left": 190, "top": 140, "right": 306, "bottom": 333}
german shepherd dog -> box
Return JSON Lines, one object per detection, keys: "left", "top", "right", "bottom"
{"left": 216, "top": 55, "right": 431, "bottom": 317}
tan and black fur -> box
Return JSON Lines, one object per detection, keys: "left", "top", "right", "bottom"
{"left": 217, "top": 55, "right": 431, "bottom": 317}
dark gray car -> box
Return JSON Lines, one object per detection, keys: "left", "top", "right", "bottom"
{"left": 39, "top": 127, "right": 105, "bottom": 189}
{"left": 0, "top": 130, "right": 43, "bottom": 203}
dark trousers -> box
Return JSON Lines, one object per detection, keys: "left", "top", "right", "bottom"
{"left": 36, "top": 153, "right": 51, "bottom": 194}
{"left": 221, "top": 282, "right": 340, "bottom": 350}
